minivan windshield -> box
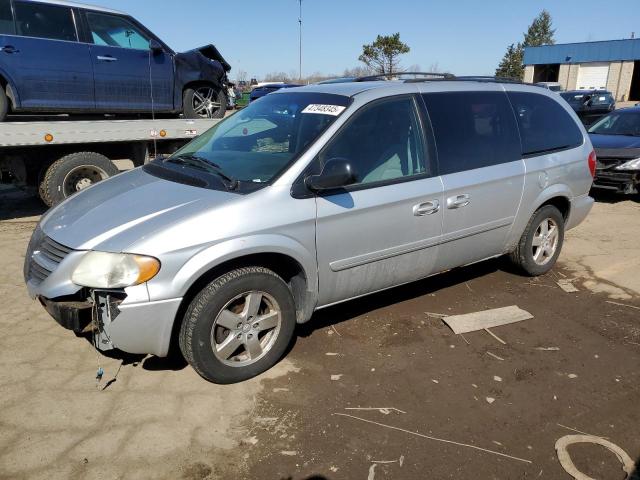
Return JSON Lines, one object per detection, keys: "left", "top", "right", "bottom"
{"left": 170, "top": 92, "right": 351, "bottom": 184}
{"left": 588, "top": 111, "right": 640, "bottom": 136}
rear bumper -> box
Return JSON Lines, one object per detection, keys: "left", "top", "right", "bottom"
{"left": 566, "top": 194, "right": 594, "bottom": 231}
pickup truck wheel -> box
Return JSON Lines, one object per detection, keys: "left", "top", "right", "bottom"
{"left": 179, "top": 267, "right": 296, "bottom": 384}
{"left": 183, "top": 86, "right": 227, "bottom": 119}
{"left": 509, "top": 205, "right": 565, "bottom": 276}
{"left": 41, "top": 152, "right": 119, "bottom": 207}
{"left": 0, "top": 88, "right": 8, "bottom": 122}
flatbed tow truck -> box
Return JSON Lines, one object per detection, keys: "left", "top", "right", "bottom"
{"left": 0, "top": 117, "right": 221, "bottom": 206}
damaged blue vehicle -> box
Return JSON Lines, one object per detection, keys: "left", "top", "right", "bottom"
{"left": 0, "top": 0, "right": 231, "bottom": 120}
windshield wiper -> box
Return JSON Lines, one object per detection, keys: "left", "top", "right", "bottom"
{"left": 167, "top": 154, "right": 238, "bottom": 190}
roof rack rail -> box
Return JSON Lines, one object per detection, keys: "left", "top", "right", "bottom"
{"left": 451, "top": 76, "right": 523, "bottom": 84}
{"left": 355, "top": 71, "right": 455, "bottom": 82}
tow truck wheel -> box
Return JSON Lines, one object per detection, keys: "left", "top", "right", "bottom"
{"left": 0, "top": 88, "right": 8, "bottom": 122}
{"left": 41, "top": 152, "right": 119, "bottom": 207}
{"left": 183, "top": 86, "right": 227, "bottom": 119}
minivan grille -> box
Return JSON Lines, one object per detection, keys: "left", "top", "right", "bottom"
{"left": 27, "top": 235, "right": 73, "bottom": 286}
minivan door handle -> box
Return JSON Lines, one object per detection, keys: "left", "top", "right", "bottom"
{"left": 1, "top": 45, "right": 19, "bottom": 54}
{"left": 413, "top": 200, "right": 440, "bottom": 216}
{"left": 446, "top": 194, "right": 470, "bottom": 209}
{"left": 97, "top": 55, "right": 118, "bottom": 62}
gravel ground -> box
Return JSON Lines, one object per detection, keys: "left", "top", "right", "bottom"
{"left": 0, "top": 186, "right": 638, "bottom": 480}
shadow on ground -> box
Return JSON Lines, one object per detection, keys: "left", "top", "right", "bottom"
{"left": 0, "top": 185, "right": 47, "bottom": 221}
{"left": 297, "top": 257, "right": 506, "bottom": 337}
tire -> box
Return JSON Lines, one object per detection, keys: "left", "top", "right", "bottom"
{"left": 0, "top": 87, "right": 8, "bottom": 122}
{"left": 509, "top": 205, "right": 565, "bottom": 276}
{"left": 183, "top": 85, "right": 227, "bottom": 119}
{"left": 179, "top": 267, "right": 296, "bottom": 384}
{"left": 41, "top": 152, "right": 119, "bottom": 207}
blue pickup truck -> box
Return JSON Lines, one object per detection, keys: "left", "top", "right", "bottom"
{"left": 0, "top": 0, "right": 231, "bottom": 120}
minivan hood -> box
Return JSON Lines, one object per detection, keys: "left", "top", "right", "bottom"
{"left": 40, "top": 168, "right": 237, "bottom": 252}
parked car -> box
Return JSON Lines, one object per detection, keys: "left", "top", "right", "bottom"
{"left": 535, "top": 81, "right": 563, "bottom": 92}
{"left": 588, "top": 106, "right": 640, "bottom": 194}
{"left": 560, "top": 90, "right": 615, "bottom": 126}
{"left": 25, "top": 79, "right": 595, "bottom": 383}
{"left": 0, "top": 0, "right": 231, "bottom": 120}
{"left": 249, "top": 83, "right": 301, "bottom": 102}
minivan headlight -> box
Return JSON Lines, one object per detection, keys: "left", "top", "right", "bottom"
{"left": 72, "top": 252, "right": 160, "bottom": 288}
{"left": 615, "top": 157, "right": 640, "bottom": 171}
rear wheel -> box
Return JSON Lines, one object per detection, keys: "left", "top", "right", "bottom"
{"left": 509, "top": 205, "right": 565, "bottom": 276}
{"left": 0, "top": 87, "right": 8, "bottom": 122}
{"left": 40, "top": 152, "right": 119, "bottom": 207}
{"left": 179, "top": 267, "right": 296, "bottom": 384}
{"left": 183, "top": 85, "right": 227, "bottom": 119}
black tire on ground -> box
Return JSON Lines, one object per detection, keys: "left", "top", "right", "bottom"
{"left": 40, "top": 152, "right": 119, "bottom": 207}
{"left": 182, "top": 85, "right": 227, "bottom": 119}
{"left": 179, "top": 267, "right": 296, "bottom": 384}
{"left": 0, "top": 87, "right": 8, "bottom": 122}
{"left": 509, "top": 204, "right": 565, "bottom": 276}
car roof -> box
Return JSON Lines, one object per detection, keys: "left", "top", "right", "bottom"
{"left": 276, "top": 81, "right": 413, "bottom": 97}
{"left": 21, "top": 0, "right": 126, "bottom": 15}
{"left": 563, "top": 89, "right": 611, "bottom": 94}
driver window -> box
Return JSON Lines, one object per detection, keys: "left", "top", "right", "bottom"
{"left": 87, "top": 12, "right": 150, "bottom": 50}
{"left": 320, "top": 96, "right": 427, "bottom": 185}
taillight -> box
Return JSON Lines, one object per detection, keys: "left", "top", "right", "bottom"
{"left": 588, "top": 150, "right": 597, "bottom": 178}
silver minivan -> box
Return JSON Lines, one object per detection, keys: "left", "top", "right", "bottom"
{"left": 24, "top": 79, "right": 595, "bottom": 383}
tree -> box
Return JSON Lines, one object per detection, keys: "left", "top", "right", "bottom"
{"left": 495, "top": 10, "right": 556, "bottom": 79}
{"left": 358, "top": 33, "right": 410, "bottom": 76}
{"left": 495, "top": 43, "right": 524, "bottom": 79}
{"left": 523, "top": 10, "right": 555, "bottom": 47}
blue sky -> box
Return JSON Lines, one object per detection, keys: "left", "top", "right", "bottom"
{"left": 97, "top": 0, "right": 640, "bottom": 80}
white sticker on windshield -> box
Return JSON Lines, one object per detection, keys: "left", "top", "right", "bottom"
{"left": 302, "top": 104, "right": 346, "bottom": 116}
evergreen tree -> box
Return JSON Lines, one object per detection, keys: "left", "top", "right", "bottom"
{"left": 495, "top": 43, "right": 524, "bottom": 79}
{"left": 495, "top": 10, "right": 556, "bottom": 79}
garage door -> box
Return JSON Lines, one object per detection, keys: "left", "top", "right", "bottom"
{"left": 576, "top": 63, "right": 610, "bottom": 90}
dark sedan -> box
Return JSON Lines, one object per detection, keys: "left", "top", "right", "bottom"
{"left": 560, "top": 90, "right": 615, "bottom": 126}
{"left": 249, "top": 83, "right": 301, "bottom": 102}
{"left": 588, "top": 107, "right": 640, "bottom": 194}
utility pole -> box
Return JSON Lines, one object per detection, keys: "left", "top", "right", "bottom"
{"left": 298, "top": 0, "right": 302, "bottom": 82}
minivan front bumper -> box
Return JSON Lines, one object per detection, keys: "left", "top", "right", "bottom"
{"left": 37, "top": 293, "right": 182, "bottom": 358}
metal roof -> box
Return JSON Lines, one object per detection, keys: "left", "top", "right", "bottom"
{"left": 524, "top": 39, "right": 640, "bottom": 65}
{"left": 21, "top": 0, "right": 126, "bottom": 15}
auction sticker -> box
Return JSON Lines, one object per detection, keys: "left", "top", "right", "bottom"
{"left": 302, "top": 104, "right": 346, "bottom": 116}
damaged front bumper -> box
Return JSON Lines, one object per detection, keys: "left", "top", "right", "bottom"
{"left": 593, "top": 170, "right": 639, "bottom": 194}
{"left": 37, "top": 290, "right": 182, "bottom": 357}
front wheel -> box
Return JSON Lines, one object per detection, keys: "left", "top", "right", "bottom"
{"left": 179, "top": 267, "right": 296, "bottom": 384}
{"left": 183, "top": 86, "right": 227, "bottom": 119}
{"left": 509, "top": 205, "right": 565, "bottom": 276}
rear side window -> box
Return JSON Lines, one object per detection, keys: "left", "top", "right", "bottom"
{"left": 422, "top": 92, "right": 520, "bottom": 175}
{"left": 507, "top": 92, "right": 583, "bottom": 156}
{"left": 0, "top": 0, "right": 14, "bottom": 35}
{"left": 14, "top": 1, "right": 77, "bottom": 42}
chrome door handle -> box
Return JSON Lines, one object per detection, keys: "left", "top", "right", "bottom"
{"left": 413, "top": 200, "right": 440, "bottom": 216}
{"left": 446, "top": 194, "right": 470, "bottom": 209}
{"left": 97, "top": 55, "right": 117, "bottom": 62}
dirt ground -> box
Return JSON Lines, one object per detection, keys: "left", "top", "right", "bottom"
{"left": 0, "top": 185, "right": 638, "bottom": 480}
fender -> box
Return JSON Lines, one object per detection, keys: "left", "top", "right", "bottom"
{"left": 165, "top": 234, "right": 318, "bottom": 302}
{"left": 505, "top": 183, "right": 572, "bottom": 252}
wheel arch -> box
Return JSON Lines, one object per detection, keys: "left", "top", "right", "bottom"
{"left": 506, "top": 184, "right": 573, "bottom": 253}
{"left": 0, "top": 68, "right": 18, "bottom": 110}
{"left": 167, "top": 248, "right": 316, "bottom": 359}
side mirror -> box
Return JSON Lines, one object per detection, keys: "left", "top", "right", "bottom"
{"left": 305, "top": 158, "right": 356, "bottom": 191}
{"left": 149, "top": 39, "right": 164, "bottom": 54}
